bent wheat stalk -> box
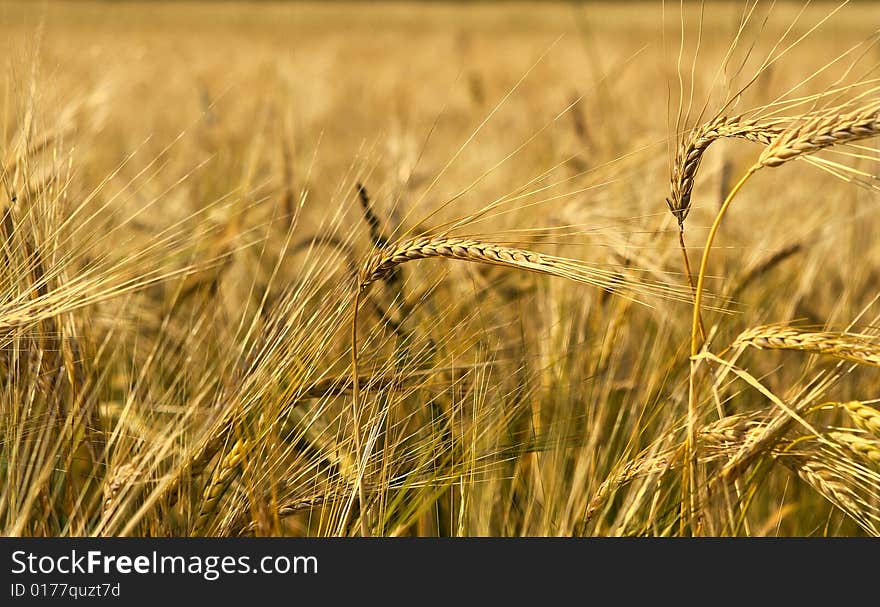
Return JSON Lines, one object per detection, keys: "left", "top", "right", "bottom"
{"left": 692, "top": 101, "right": 880, "bottom": 346}
{"left": 685, "top": 101, "right": 880, "bottom": 533}
{"left": 668, "top": 115, "right": 784, "bottom": 346}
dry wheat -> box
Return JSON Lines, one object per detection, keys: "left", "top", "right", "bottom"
{"left": 758, "top": 101, "right": 880, "bottom": 168}
{"left": 102, "top": 463, "right": 138, "bottom": 515}
{"left": 842, "top": 401, "right": 880, "bottom": 437}
{"left": 829, "top": 431, "right": 880, "bottom": 464}
{"left": 667, "top": 115, "right": 782, "bottom": 226}
{"left": 779, "top": 455, "right": 862, "bottom": 515}
{"left": 733, "top": 324, "right": 880, "bottom": 367}
{"left": 359, "top": 234, "right": 693, "bottom": 303}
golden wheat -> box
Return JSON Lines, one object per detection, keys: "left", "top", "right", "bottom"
{"left": 194, "top": 438, "right": 250, "bottom": 535}
{"left": 779, "top": 454, "right": 863, "bottom": 515}
{"left": 359, "top": 234, "right": 695, "bottom": 303}
{"left": 842, "top": 401, "right": 880, "bottom": 438}
{"left": 758, "top": 101, "right": 880, "bottom": 168}
{"left": 667, "top": 115, "right": 783, "bottom": 226}
{"left": 829, "top": 432, "right": 880, "bottom": 464}
{"left": 583, "top": 413, "right": 767, "bottom": 524}
{"left": 733, "top": 325, "right": 880, "bottom": 367}
{"left": 102, "top": 463, "right": 138, "bottom": 516}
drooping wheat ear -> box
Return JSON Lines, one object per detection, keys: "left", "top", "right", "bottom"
{"left": 842, "top": 401, "right": 880, "bottom": 437}
{"left": 778, "top": 454, "right": 862, "bottom": 515}
{"left": 667, "top": 115, "right": 782, "bottom": 227}
{"left": 194, "top": 437, "right": 249, "bottom": 535}
{"left": 758, "top": 101, "right": 880, "bottom": 168}
{"left": 102, "top": 463, "right": 138, "bottom": 515}
{"left": 716, "top": 399, "right": 845, "bottom": 487}
{"left": 829, "top": 431, "right": 880, "bottom": 464}
{"left": 359, "top": 235, "right": 691, "bottom": 302}
{"left": 733, "top": 324, "right": 880, "bottom": 368}
{"left": 582, "top": 413, "right": 766, "bottom": 524}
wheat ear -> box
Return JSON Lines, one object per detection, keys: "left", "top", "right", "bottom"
{"left": 758, "top": 101, "right": 880, "bottom": 168}
{"left": 667, "top": 115, "right": 782, "bottom": 226}
{"left": 778, "top": 454, "right": 862, "bottom": 516}
{"left": 193, "top": 438, "right": 249, "bottom": 535}
{"left": 582, "top": 413, "right": 767, "bottom": 525}
{"left": 686, "top": 102, "right": 880, "bottom": 533}
{"left": 841, "top": 401, "right": 880, "bottom": 437}
{"left": 733, "top": 325, "right": 880, "bottom": 368}
{"left": 102, "top": 463, "right": 138, "bottom": 516}
{"left": 359, "top": 235, "right": 692, "bottom": 301}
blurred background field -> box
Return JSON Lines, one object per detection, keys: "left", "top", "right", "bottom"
{"left": 2, "top": 1, "right": 880, "bottom": 536}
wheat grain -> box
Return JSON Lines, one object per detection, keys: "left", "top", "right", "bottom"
{"left": 582, "top": 413, "right": 766, "bottom": 524}
{"left": 194, "top": 438, "right": 250, "bottom": 535}
{"left": 842, "top": 401, "right": 880, "bottom": 437}
{"left": 359, "top": 234, "right": 694, "bottom": 303}
{"left": 733, "top": 324, "right": 880, "bottom": 367}
{"left": 830, "top": 431, "right": 880, "bottom": 464}
{"left": 667, "top": 115, "right": 782, "bottom": 226}
{"left": 758, "top": 101, "right": 880, "bottom": 168}
{"left": 102, "top": 463, "right": 138, "bottom": 515}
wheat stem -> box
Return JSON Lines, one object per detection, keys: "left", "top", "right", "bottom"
{"left": 685, "top": 164, "right": 759, "bottom": 535}
{"left": 348, "top": 286, "right": 371, "bottom": 537}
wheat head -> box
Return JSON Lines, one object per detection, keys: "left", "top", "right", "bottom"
{"left": 758, "top": 101, "right": 880, "bottom": 168}
{"left": 359, "top": 234, "right": 694, "bottom": 303}
{"left": 667, "top": 115, "right": 782, "bottom": 226}
{"left": 829, "top": 431, "right": 880, "bottom": 464}
{"left": 733, "top": 324, "right": 880, "bottom": 368}
{"left": 842, "top": 401, "right": 880, "bottom": 437}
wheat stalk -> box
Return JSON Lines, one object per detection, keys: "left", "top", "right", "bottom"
{"left": 672, "top": 114, "right": 783, "bottom": 532}
{"left": 733, "top": 325, "right": 880, "bottom": 367}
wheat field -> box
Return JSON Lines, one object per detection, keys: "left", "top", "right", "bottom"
{"left": 2, "top": 0, "right": 880, "bottom": 537}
